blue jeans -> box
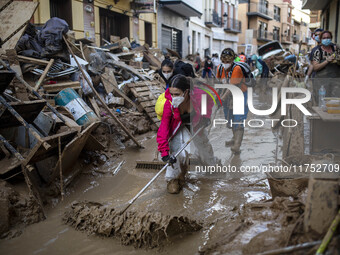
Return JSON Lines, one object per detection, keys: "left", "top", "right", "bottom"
{"left": 202, "top": 69, "right": 212, "bottom": 78}
{"left": 223, "top": 91, "right": 249, "bottom": 130}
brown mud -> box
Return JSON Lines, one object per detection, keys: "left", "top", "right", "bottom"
{"left": 64, "top": 201, "right": 202, "bottom": 248}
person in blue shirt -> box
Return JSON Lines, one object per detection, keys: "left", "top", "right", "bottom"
{"left": 251, "top": 54, "right": 269, "bottom": 78}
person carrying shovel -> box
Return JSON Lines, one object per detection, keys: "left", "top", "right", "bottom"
{"left": 157, "top": 74, "right": 216, "bottom": 194}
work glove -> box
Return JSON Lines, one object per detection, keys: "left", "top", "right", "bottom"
{"left": 162, "top": 155, "right": 177, "bottom": 164}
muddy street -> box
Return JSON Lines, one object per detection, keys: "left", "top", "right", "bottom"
{"left": 1, "top": 7, "right": 339, "bottom": 252}
{"left": 0, "top": 92, "right": 282, "bottom": 255}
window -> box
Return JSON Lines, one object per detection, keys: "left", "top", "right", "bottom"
{"left": 288, "top": 7, "right": 291, "bottom": 18}
{"left": 144, "top": 22, "right": 152, "bottom": 47}
{"left": 161, "top": 25, "right": 182, "bottom": 57}
{"left": 100, "top": 8, "right": 130, "bottom": 44}
{"left": 50, "top": 0, "right": 73, "bottom": 29}
{"left": 273, "top": 26, "right": 280, "bottom": 41}
{"left": 217, "top": 0, "right": 222, "bottom": 18}
{"left": 274, "top": 6, "right": 280, "bottom": 22}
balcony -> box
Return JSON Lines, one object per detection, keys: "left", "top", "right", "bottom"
{"left": 293, "top": 34, "right": 300, "bottom": 43}
{"left": 205, "top": 9, "right": 221, "bottom": 28}
{"left": 273, "top": 33, "right": 280, "bottom": 41}
{"left": 281, "top": 35, "right": 292, "bottom": 44}
{"left": 274, "top": 14, "right": 281, "bottom": 22}
{"left": 224, "top": 18, "right": 242, "bottom": 33}
{"left": 159, "top": 0, "right": 202, "bottom": 18}
{"left": 247, "top": 3, "right": 273, "bottom": 20}
{"left": 256, "top": 30, "right": 273, "bottom": 41}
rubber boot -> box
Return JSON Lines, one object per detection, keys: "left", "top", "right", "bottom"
{"left": 167, "top": 179, "right": 180, "bottom": 194}
{"left": 225, "top": 137, "right": 234, "bottom": 147}
{"left": 231, "top": 128, "right": 244, "bottom": 154}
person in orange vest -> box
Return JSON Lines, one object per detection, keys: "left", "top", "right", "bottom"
{"left": 239, "top": 52, "right": 246, "bottom": 63}
{"left": 216, "top": 48, "right": 249, "bottom": 154}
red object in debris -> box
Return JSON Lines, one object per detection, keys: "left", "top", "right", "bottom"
{"left": 46, "top": 81, "right": 57, "bottom": 84}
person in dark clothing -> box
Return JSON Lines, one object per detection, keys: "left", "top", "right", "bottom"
{"left": 258, "top": 58, "right": 269, "bottom": 78}
{"left": 194, "top": 53, "right": 201, "bottom": 72}
{"left": 159, "top": 58, "right": 175, "bottom": 89}
{"left": 312, "top": 30, "right": 340, "bottom": 102}
{"left": 174, "top": 60, "right": 196, "bottom": 78}
{"left": 202, "top": 57, "right": 213, "bottom": 78}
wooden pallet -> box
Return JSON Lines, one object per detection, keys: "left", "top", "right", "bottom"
{"left": 126, "top": 81, "right": 164, "bottom": 128}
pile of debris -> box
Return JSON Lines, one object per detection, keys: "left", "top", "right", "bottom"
{"left": 0, "top": 1, "right": 168, "bottom": 238}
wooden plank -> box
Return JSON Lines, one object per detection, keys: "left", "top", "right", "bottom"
{"left": 104, "top": 67, "right": 118, "bottom": 86}
{"left": 126, "top": 82, "right": 148, "bottom": 88}
{"left": 101, "top": 73, "right": 114, "bottom": 94}
{"left": 1, "top": 55, "right": 50, "bottom": 65}
{"left": 102, "top": 74, "right": 139, "bottom": 109}
{"left": 134, "top": 91, "right": 153, "bottom": 97}
{"left": 52, "top": 122, "right": 99, "bottom": 181}
{"left": 0, "top": 0, "right": 12, "bottom": 11}
{"left": 84, "top": 134, "right": 105, "bottom": 151}
{"left": 34, "top": 58, "right": 54, "bottom": 91}
{"left": 140, "top": 101, "right": 157, "bottom": 108}
{"left": 43, "top": 81, "right": 80, "bottom": 92}
{"left": 144, "top": 107, "right": 155, "bottom": 113}
{"left": 143, "top": 51, "right": 161, "bottom": 68}
{"left": 137, "top": 96, "right": 155, "bottom": 102}
{"left": 0, "top": 1, "right": 38, "bottom": 50}
{"left": 106, "top": 54, "right": 149, "bottom": 81}
{"left": 134, "top": 87, "right": 151, "bottom": 92}
{"left": 148, "top": 112, "right": 158, "bottom": 118}
{"left": 312, "top": 107, "right": 340, "bottom": 122}
{"left": 88, "top": 97, "right": 101, "bottom": 118}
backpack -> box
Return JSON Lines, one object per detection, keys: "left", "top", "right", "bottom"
{"left": 174, "top": 60, "right": 195, "bottom": 77}
{"left": 155, "top": 92, "right": 172, "bottom": 120}
{"left": 229, "top": 62, "right": 256, "bottom": 87}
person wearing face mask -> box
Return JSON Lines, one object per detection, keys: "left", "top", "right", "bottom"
{"left": 156, "top": 75, "right": 216, "bottom": 194}
{"left": 158, "top": 58, "right": 174, "bottom": 89}
{"left": 216, "top": 48, "right": 249, "bottom": 154}
{"left": 305, "top": 28, "right": 324, "bottom": 83}
{"left": 202, "top": 56, "right": 213, "bottom": 78}
{"left": 312, "top": 31, "right": 340, "bottom": 101}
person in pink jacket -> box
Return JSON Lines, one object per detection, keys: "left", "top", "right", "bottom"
{"left": 157, "top": 74, "right": 217, "bottom": 194}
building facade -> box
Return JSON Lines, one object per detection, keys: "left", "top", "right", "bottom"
{"left": 157, "top": 0, "right": 202, "bottom": 57}
{"left": 303, "top": 0, "right": 340, "bottom": 44}
{"left": 292, "top": 3, "right": 314, "bottom": 53}
{"left": 189, "top": 0, "right": 241, "bottom": 57}
{"left": 32, "top": 0, "right": 157, "bottom": 47}
{"left": 238, "top": 0, "right": 314, "bottom": 54}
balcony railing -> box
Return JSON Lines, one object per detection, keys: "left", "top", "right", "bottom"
{"left": 274, "top": 14, "right": 280, "bottom": 22}
{"left": 205, "top": 9, "right": 221, "bottom": 27}
{"left": 293, "top": 34, "right": 300, "bottom": 42}
{"left": 281, "top": 35, "right": 292, "bottom": 42}
{"left": 224, "top": 18, "right": 242, "bottom": 33}
{"left": 256, "top": 29, "right": 273, "bottom": 41}
{"left": 247, "top": 3, "right": 273, "bottom": 20}
{"left": 273, "top": 33, "right": 280, "bottom": 41}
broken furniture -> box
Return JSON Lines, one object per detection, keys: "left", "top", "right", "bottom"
{"left": 125, "top": 81, "right": 164, "bottom": 129}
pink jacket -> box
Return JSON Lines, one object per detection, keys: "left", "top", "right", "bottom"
{"left": 157, "top": 87, "right": 214, "bottom": 157}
